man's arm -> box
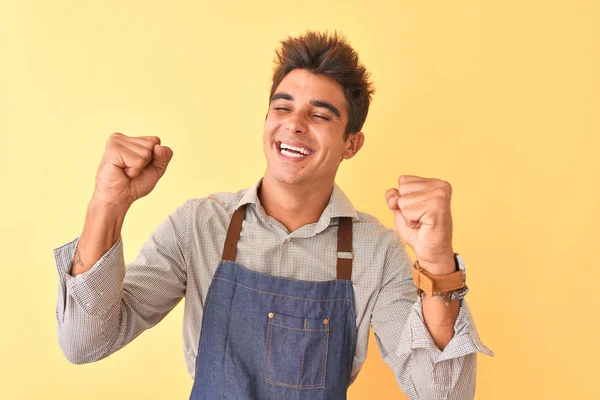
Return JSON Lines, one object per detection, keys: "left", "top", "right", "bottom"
{"left": 70, "top": 198, "right": 129, "bottom": 277}
{"left": 54, "top": 199, "right": 193, "bottom": 364}
{"left": 369, "top": 231, "right": 494, "bottom": 400}
{"left": 418, "top": 256, "right": 461, "bottom": 351}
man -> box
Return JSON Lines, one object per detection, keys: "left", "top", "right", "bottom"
{"left": 54, "top": 30, "right": 493, "bottom": 399}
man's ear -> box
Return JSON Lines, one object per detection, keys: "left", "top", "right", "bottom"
{"left": 342, "top": 131, "right": 365, "bottom": 160}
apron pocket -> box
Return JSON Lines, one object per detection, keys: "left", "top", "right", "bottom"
{"left": 265, "top": 311, "right": 330, "bottom": 389}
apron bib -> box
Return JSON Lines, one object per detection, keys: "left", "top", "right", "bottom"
{"left": 189, "top": 204, "right": 357, "bottom": 400}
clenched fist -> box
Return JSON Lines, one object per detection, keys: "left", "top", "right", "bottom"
{"left": 92, "top": 132, "right": 173, "bottom": 207}
{"left": 385, "top": 175, "right": 455, "bottom": 274}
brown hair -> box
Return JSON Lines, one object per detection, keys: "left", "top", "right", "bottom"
{"left": 269, "top": 30, "right": 375, "bottom": 141}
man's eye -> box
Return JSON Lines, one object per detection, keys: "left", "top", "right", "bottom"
{"left": 275, "top": 107, "right": 290, "bottom": 112}
{"left": 314, "top": 115, "right": 330, "bottom": 121}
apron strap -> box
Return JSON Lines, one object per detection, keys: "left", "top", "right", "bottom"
{"left": 221, "top": 204, "right": 354, "bottom": 281}
{"left": 222, "top": 204, "right": 247, "bottom": 262}
{"left": 336, "top": 217, "right": 353, "bottom": 280}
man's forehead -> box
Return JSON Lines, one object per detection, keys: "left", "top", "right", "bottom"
{"left": 277, "top": 69, "right": 343, "bottom": 94}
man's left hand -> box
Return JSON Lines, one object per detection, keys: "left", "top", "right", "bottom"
{"left": 385, "top": 175, "right": 455, "bottom": 274}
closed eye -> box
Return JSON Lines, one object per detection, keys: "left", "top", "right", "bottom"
{"left": 273, "top": 107, "right": 330, "bottom": 121}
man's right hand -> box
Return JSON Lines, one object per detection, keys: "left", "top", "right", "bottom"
{"left": 92, "top": 132, "right": 174, "bottom": 207}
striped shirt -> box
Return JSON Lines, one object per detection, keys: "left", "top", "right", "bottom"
{"left": 54, "top": 177, "right": 494, "bottom": 399}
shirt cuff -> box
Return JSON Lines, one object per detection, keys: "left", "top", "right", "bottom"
{"left": 395, "top": 295, "right": 495, "bottom": 363}
{"left": 53, "top": 235, "right": 125, "bottom": 319}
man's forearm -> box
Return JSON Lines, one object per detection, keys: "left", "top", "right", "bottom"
{"left": 421, "top": 293, "right": 460, "bottom": 351}
{"left": 71, "top": 197, "right": 129, "bottom": 276}
{"left": 418, "top": 256, "right": 460, "bottom": 351}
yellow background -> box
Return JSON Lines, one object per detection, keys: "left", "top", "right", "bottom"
{"left": 1, "top": 0, "right": 598, "bottom": 399}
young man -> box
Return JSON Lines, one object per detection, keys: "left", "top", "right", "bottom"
{"left": 54, "top": 30, "right": 493, "bottom": 399}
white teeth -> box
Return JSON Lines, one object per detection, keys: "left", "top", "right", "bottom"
{"left": 279, "top": 142, "right": 311, "bottom": 155}
{"left": 281, "top": 149, "right": 306, "bottom": 158}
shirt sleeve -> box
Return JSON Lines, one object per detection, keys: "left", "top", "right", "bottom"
{"left": 369, "top": 230, "right": 494, "bottom": 400}
{"left": 53, "top": 198, "right": 194, "bottom": 364}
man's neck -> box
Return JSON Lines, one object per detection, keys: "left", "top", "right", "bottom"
{"left": 258, "top": 175, "right": 333, "bottom": 233}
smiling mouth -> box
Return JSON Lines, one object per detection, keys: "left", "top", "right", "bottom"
{"left": 276, "top": 141, "right": 315, "bottom": 158}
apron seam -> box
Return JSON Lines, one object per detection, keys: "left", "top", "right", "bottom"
{"left": 213, "top": 277, "right": 353, "bottom": 306}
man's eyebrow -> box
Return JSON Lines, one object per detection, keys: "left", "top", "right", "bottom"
{"left": 270, "top": 92, "right": 341, "bottom": 118}
{"left": 310, "top": 100, "right": 341, "bottom": 118}
{"left": 270, "top": 92, "right": 294, "bottom": 102}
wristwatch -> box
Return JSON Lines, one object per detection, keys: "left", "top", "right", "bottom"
{"left": 412, "top": 253, "right": 469, "bottom": 306}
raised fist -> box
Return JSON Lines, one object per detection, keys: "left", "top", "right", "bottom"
{"left": 92, "top": 132, "right": 173, "bottom": 207}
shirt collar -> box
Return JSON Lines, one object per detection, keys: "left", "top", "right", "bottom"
{"left": 236, "top": 177, "right": 263, "bottom": 211}
{"left": 236, "top": 177, "right": 359, "bottom": 228}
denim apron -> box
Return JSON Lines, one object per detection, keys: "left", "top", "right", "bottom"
{"left": 189, "top": 204, "right": 357, "bottom": 400}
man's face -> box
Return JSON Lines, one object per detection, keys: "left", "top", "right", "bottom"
{"left": 263, "top": 68, "right": 363, "bottom": 187}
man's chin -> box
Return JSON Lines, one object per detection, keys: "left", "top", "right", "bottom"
{"left": 265, "top": 169, "right": 308, "bottom": 186}
{"left": 273, "top": 174, "right": 304, "bottom": 186}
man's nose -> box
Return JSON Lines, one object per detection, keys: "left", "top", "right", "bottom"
{"left": 284, "top": 112, "right": 308, "bottom": 134}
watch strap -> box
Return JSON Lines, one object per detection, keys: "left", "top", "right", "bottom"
{"left": 411, "top": 259, "right": 465, "bottom": 297}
